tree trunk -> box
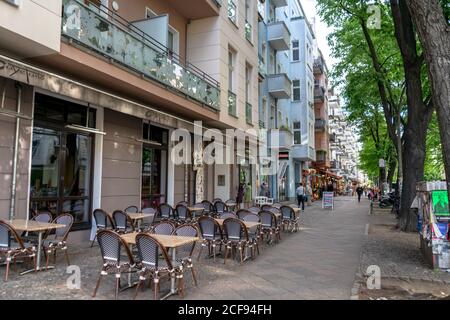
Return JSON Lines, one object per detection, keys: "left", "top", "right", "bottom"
{"left": 390, "top": 0, "right": 434, "bottom": 231}
{"left": 407, "top": 0, "right": 450, "bottom": 206}
{"left": 387, "top": 155, "right": 397, "bottom": 188}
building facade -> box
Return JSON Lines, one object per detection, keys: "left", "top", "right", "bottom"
{"left": 0, "top": 0, "right": 259, "bottom": 241}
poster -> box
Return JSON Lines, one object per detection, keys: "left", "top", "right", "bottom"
{"left": 431, "top": 190, "right": 450, "bottom": 217}
{"left": 322, "top": 192, "right": 334, "bottom": 210}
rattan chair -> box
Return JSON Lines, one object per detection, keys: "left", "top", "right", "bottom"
{"left": 222, "top": 218, "right": 251, "bottom": 264}
{"left": 201, "top": 200, "right": 214, "bottom": 216}
{"left": 219, "top": 212, "right": 237, "bottom": 219}
{"left": 242, "top": 213, "right": 261, "bottom": 253}
{"left": 280, "top": 206, "right": 300, "bottom": 232}
{"left": 91, "top": 209, "right": 114, "bottom": 247}
{"left": 124, "top": 206, "right": 139, "bottom": 213}
{"left": 112, "top": 210, "right": 134, "bottom": 233}
{"left": 175, "top": 204, "right": 192, "bottom": 223}
{"left": 213, "top": 201, "right": 227, "bottom": 215}
{"left": 158, "top": 203, "right": 173, "bottom": 221}
{"left": 22, "top": 212, "right": 53, "bottom": 243}
{"left": 43, "top": 213, "right": 74, "bottom": 269}
{"left": 0, "top": 220, "right": 36, "bottom": 281}
{"left": 151, "top": 221, "right": 176, "bottom": 235}
{"left": 92, "top": 230, "right": 138, "bottom": 300}
{"left": 134, "top": 233, "right": 184, "bottom": 300}
{"left": 197, "top": 216, "right": 223, "bottom": 262}
{"left": 259, "top": 210, "right": 281, "bottom": 244}
{"left": 173, "top": 224, "right": 198, "bottom": 287}
{"left": 236, "top": 209, "right": 251, "bottom": 220}
{"left": 140, "top": 207, "right": 157, "bottom": 231}
{"left": 248, "top": 206, "right": 260, "bottom": 214}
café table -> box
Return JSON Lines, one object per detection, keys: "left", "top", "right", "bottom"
{"left": 187, "top": 207, "right": 204, "bottom": 218}
{"left": 121, "top": 232, "right": 198, "bottom": 299}
{"left": 108, "top": 212, "right": 153, "bottom": 229}
{"left": 9, "top": 219, "right": 66, "bottom": 274}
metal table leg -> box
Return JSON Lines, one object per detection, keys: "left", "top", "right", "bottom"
{"left": 161, "top": 247, "right": 178, "bottom": 300}
{"left": 21, "top": 231, "right": 54, "bottom": 274}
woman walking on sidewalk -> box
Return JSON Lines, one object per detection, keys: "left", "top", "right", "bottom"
{"left": 296, "top": 183, "right": 306, "bottom": 210}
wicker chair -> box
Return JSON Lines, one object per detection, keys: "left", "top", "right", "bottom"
{"left": 280, "top": 206, "right": 300, "bottom": 232}
{"left": 236, "top": 209, "right": 252, "bottom": 220}
{"left": 197, "top": 216, "right": 223, "bottom": 262}
{"left": 158, "top": 203, "right": 173, "bottom": 221}
{"left": 261, "top": 204, "right": 273, "bottom": 212}
{"left": 248, "top": 206, "right": 260, "bottom": 214}
{"left": 151, "top": 221, "right": 176, "bottom": 235}
{"left": 222, "top": 218, "right": 251, "bottom": 264}
{"left": 241, "top": 212, "right": 262, "bottom": 252}
{"left": 124, "top": 206, "right": 139, "bottom": 213}
{"left": 91, "top": 209, "right": 114, "bottom": 247}
{"left": 112, "top": 210, "right": 134, "bottom": 233}
{"left": 177, "top": 201, "right": 189, "bottom": 207}
{"left": 200, "top": 200, "right": 214, "bottom": 216}
{"left": 219, "top": 212, "right": 237, "bottom": 219}
{"left": 92, "top": 230, "right": 138, "bottom": 300}
{"left": 173, "top": 224, "right": 199, "bottom": 287}
{"left": 43, "top": 213, "right": 74, "bottom": 269}
{"left": 0, "top": 220, "right": 36, "bottom": 281}
{"left": 213, "top": 201, "right": 227, "bottom": 215}
{"left": 175, "top": 204, "right": 192, "bottom": 224}
{"left": 134, "top": 233, "right": 184, "bottom": 300}
{"left": 140, "top": 207, "right": 157, "bottom": 231}
{"left": 259, "top": 210, "right": 281, "bottom": 244}
{"left": 22, "top": 212, "right": 53, "bottom": 243}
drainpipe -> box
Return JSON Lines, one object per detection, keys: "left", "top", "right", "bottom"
{"left": 9, "top": 82, "right": 21, "bottom": 220}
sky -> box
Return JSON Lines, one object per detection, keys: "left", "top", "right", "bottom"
{"left": 300, "top": 0, "right": 337, "bottom": 69}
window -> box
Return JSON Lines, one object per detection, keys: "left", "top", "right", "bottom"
{"left": 245, "top": 0, "right": 252, "bottom": 42}
{"left": 261, "top": 97, "right": 267, "bottom": 126}
{"left": 292, "top": 40, "right": 299, "bottom": 61}
{"left": 269, "top": 52, "right": 275, "bottom": 74}
{"left": 146, "top": 7, "right": 179, "bottom": 55}
{"left": 228, "top": 0, "right": 237, "bottom": 25}
{"left": 245, "top": 64, "right": 252, "bottom": 103}
{"left": 268, "top": 5, "right": 275, "bottom": 23}
{"left": 270, "top": 105, "right": 276, "bottom": 129}
{"left": 228, "top": 48, "right": 235, "bottom": 92}
{"left": 293, "top": 121, "right": 301, "bottom": 144}
{"left": 277, "top": 111, "right": 282, "bottom": 128}
{"left": 292, "top": 80, "right": 300, "bottom": 101}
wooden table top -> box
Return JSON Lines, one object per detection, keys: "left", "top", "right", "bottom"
{"left": 9, "top": 219, "right": 66, "bottom": 232}
{"left": 121, "top": 232, "right": 198, "bottom": 247}
{"left": 126, "top": 213, "right": 153, "bottom": 220}
{"left": 188, "top": 207, "right": 204, "bottom": 212}
{"left": 214, "top": 219, "right": 261, "bottom": 229}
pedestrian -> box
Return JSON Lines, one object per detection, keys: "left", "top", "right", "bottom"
{"left": 356, "top": 185, "right": 364, "bottom": 203}
{"left": 236, "top": 183, "right": 245, "bottom": 209}
{"left": 296, "top": 183, "right": 305, "bottom": 210}
{"left": 259, "top": 182, "right": 266, "bottom": 196}
{"left": 244, "top": 182, "right": 252, "bottom": 209}
{"left": 306, "top": 183, "right": 313, "bottom": 206}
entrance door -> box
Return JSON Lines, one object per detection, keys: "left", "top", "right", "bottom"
{"left": 30, "top": 127, "right": 92, "bottom": 229}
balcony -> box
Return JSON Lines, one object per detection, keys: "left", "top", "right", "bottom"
{"left": 245, "top": 20, "right": 253, "bottom": 43}
{"left": 267, "top": 21, "right": 290, "bottom": 51}
{"left": 315, "top": 118, "right": 326, "bottom": 131}
{"left": 314, "top": 84, "right": 326, "bottom": 103}
{"left": 246, "top": 102, "right": 252, "bottom": 124}
{"left": 313, "top": 57, "right": 325, "bottom": 75}
{"left": 165, "top": 0, "right": 221, "bottom": 19}
{"left": 259, "top": 120, "right": 266, "bottom": 129}
{"left": 228, "top": 0, "right": 237, "bottom": 25}
{"left": 228, "top": 91, "right": 237, "bottom": 116}
{"left": 61, "top": 0, "right": 220, "bottom": 110}
{"left": 272, "top": 0, "right": 288, "bottom": 7}
{"left": 268, "top": 128, "right": 294, "bottom": 150}
{"left": 267, "top": 73, "right": 292, "bottom": 99}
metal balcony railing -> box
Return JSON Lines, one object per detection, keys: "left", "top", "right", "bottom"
{"left": 61, "top": 0, "right": 220, "bottom": 110}
{"left": 228, "top": 91, "right": 237, "bottom": 116}
{"left": 246, "top": 102, "right": 252, "bottom": 124}
{"left": 245, "top": 20, "right": 252, "bottom": 42}
{"left": 228, "top": 0, "right": 237, "bottom": 24}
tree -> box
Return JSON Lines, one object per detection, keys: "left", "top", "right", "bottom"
{"left": 406, "top": 0, "right": 450, "bottom": 205}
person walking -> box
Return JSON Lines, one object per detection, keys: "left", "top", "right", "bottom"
{"left": 236, "top": 183, "right": 245, "bottom": 209}
{"left": 244, "top": 182, "right": 252, "bottom": 209}
{"left": 356, "top": 185, "right": 364, "bottom": 203}
{"left": 296, "top": 183, "right": 305, "bottom": 210}
{"left": 306, "top": 183, "right": 312, "bottom": 206}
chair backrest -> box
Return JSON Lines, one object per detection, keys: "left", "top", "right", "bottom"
{"left": 177, "top": 201, "right": 189, "bottom": 207}
{"left": 173, "top": 224, "right": 198, "bottom": 257}
{"left": 97, "top": 229, "right": 134, "bottom": 266}
{"left": 220, "top": 212, "right": 237, "bottom": 219}
{"left": 201, "top": 200, "right": 214, "bottom": 213}
{"left": 158, "top": 203, "right": 173, "bottom": 219}
{"left": 273, "top": 203, "right": 282, "bottom": 209}
{"left": 214, "top": 201, "right": 227, "bottom": 214}
{"left": 268, "top": 207, "right": 280, "bottom": 215}
{"left": 152, "top": 221, "right": 175, "bottom": 235}
{"left": 136, "top": 233, "right": 171, "bottom": 270}
{"left": 223, "top": 218, "right": 248, "bottom": 242}
{"left": 141, "top": 207, "right": 157, "bottom": 225}
{"left": 212, "top": 198, "right": 222, "bottom": 203}
{"left": 236, "top": 209, "right": 251, "bottom": 219}
{"left": 32, "top": 212, "right": 52, "bottom": 223}
{"left": 124, "top": 206, "right": 139, "bottom": 213}
{"left": 261, "top": 204, "right": 273, "bottom": 212}
{"left": 53, "top": 213, "right": 74, "bottom": 240}
{"left": 242, "top": 213, "right": 260, "bottom": 223}
{"left": 175, "top": 204, "right": 191, "bottom": 221}
{"left": 259, "top": 210, "right": 276, "bottom": 228}
{"left": 112, "top": 210, "right": 132, "bottom": 231}
{"left": 248, "top": 206, "right": 260, "bottom": 213}
{"left": 280, "top": 206, "right": 295, "bottom": 220}
{"left": 0, "top": 220, "right": 24, "bottom": 250}
{"left": 197, "top": 216, "right": 222, "bottom": 240}
{"left": 93, "top": 209, "right": 110, "bottom": 229}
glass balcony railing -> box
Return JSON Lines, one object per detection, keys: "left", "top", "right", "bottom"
{"left": 228, "top": 0, "right": 237, "bottom": 24}
{"left": 246, "top": 102, "right": 252, "bottom": 124}
{"left": 61, "top": 0, "right": 220, "bottom": 110}
{"left": 245, "top": 20, "right": 252, "bottom": 42}
{"left": 228, "top": 91, "right": 237, "bottom": 116}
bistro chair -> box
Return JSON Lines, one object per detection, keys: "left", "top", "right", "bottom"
{"left": 0, "top": 221, "right": 36, "bottom": 281}
{"left": 158, "top": 203, "right": 173, "bottom": 221}
{"left": 212, "top": 198, "right": 222, "bottom": 203}
{"left": 261, "top": 204, "right": 273, "bottom": 212}
{"left": 225, "top": 199, "right": 237, "bottom": 211}
{"left": 219, "top": 212, "right": 237, "bottom": 219}
{"left": 213, "top": 201, "right": 227, "bottom": 215}
{"left": 124, "top": 206, "right": 139, "bottom": 213}
{"left": 280, "top": 206, "right": 300, "bottom": 233}
{"left": 112, "top": 210, "right": 135, "bottom": 233}
{"left": 197, "top": 216, "right": 223, "bottom": 262}
{"left": 242, "top": 213, "right": 262, "bottom": 251}
{"left": 176, "top": 201, "right": 189, "bottom": 207}
{"left": 191, "top": 203, "right": 204, "bottom": 220}
{"left": 134, "top": 233, "right": 185, "bottom": 300}
{"left": 175, "top": 204, "right": 192, "bottom": 223}
{"left": 236, "top": 209, "right": 252, "bottom": 220}
{"left": 140, "top": 207, "right": 157, "bottom": 231}
{"left": 21, "top": 211, "right": 53, "bottom": 244}
{"left": 248, "top": 206, "right": 260, "bottom": 214}
{"left": 272, "top": 203, "right": 282, "bottom": 209}
{"left": 91, "top": 209, "right": 114, "bottom": 247}
{"left": 92, "top": 230, "right": 138, "bottom": 300}
{"left": 43, "top": 213, "right": 74, "bottom": 269}
{"left": 201, "top": 200, "right": 214, "bottom": 216}
{"left": 173, "top": 224, "right": 199, "bottom": 287}
{"left": 151, "top": 221, "right": 176, "bottom": 235}
{"left": 259, "top": 210, "right": 281, "bottom": 244}
{"left": 222, "top": 218, "right": 252, "bottom": 265}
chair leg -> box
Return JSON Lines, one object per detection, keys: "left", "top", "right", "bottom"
{"left": 64, "top": 249, "right": 70, "bottom": 266}
{"left": 134, "top": 279, "right": 143, "bottom": 300}
{"left": 212, "top": 243, "right": 216, "bottom": 263}
{"left": 178, "top": 274, "right": 185, "bottom": 298}
{"left": 153, "top": 278, "right": 159, "bottom": 300}
{"left": 114, "top": 274, "right": 120, "bottom": 300}
{"left": 197, "top": 244, "right": 204, "bottom": 262}
{"left": 190, "top": 265, "right": 198, "bottom": 287}
{"left": 92, "top": 273, "right": 103, "bottom": 297}
{"left": 223, "top": 245, "right": 228, "bottom": 264}
{"left": 5, "top": 255, "right": 10, "bottom": 282}
{"left": 45, "top": 249, "right": 51, "bottom": 270}
{"left": 90, "top": 234, "right": 97, "bottom": 248}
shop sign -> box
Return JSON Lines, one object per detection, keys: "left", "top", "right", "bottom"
{"left": 322, "top": 192, "right": 334, "bottom": 210}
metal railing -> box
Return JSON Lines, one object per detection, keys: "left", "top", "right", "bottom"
{"left": 246, "top": 102, "right": 252, "bottom": 124}
{"left": 228, "top": 91, "right": 237, "bottom": 116}
{"left": 245, "top": 19, "right": 252, "bottom": 42}
{"left": 61, "top": 0, "right": 221, "bottom": 110}
{"left": 228, "top": 0, "right": 237, "bottom": 24}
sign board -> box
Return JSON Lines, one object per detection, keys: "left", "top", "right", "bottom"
{"left": 322, "top": 192, "right": 334, "bottom": 210}
{"left": 431, "top": 190, "right": 450, "bottom": 218}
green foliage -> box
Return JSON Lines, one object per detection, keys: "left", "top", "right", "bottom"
{"left": 424, "top": 113, "right": 445, "bottom": 180}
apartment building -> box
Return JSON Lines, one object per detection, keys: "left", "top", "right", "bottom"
{"left": 257, "top": 0, "right": 315, "bottom": 201}
{"left": 0, "top": 0, "right": 258, "bottom": 241}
